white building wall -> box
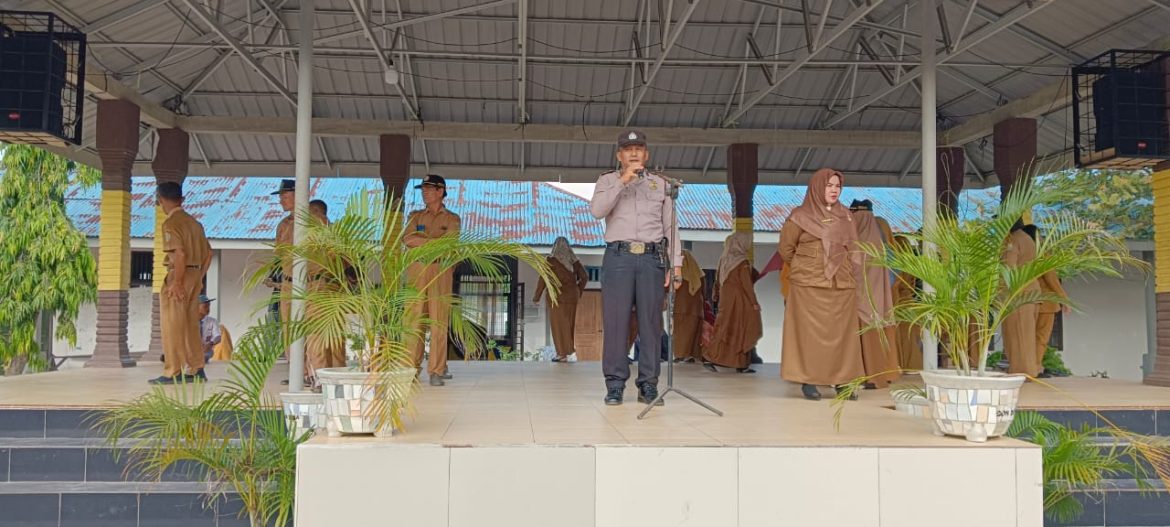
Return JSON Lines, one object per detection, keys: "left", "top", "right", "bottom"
{"left": 216, "top": 248, "right": 278, "bottom": 346}
{"left": 1059, "top": 269, "right": 1150, "bottom": 381}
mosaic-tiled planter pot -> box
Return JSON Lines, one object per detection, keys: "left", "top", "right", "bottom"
{"left": 280, "top": 391, "right": 326, "bottom": 439}
{"left": 920, "top": 369, "right": 1026, "bottom": 443}
{"left": 317, "top": 367, "right": 416, "bottom": 438}
{"left": 892, "top": 392, "right": 932, "bottom": 420}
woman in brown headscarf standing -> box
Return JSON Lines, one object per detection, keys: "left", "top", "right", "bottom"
{"left": 1003, "top": 220, "right": 1042, "bottom": 376}
{"left": 533, "top": 237, "right": 589, "bottom": 362}
{"left": 672, "top": 250, "right": 706, "bottom": 362}
{"left": 891, "top": 235, "right": 923, "bottom": 370}
{"left": 702, "top": 232, "right": 763, "bottom": 373}
{"left": 779, "top": 168, "right": 866, "bottom": 400}
{"left": 849, "top": 200, "right": 901, "bottom": 388}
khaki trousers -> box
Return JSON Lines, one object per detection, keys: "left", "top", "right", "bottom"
{"left": 407, "top": 264, "right": 453, "bottom": 376}
{"left": 1035, "top": 311, "right": 1056, "bottom": 366}
{"left": 306, "top": 280, "right": 347, "bottom": 373}
{"left": 160, "top": 272, "right": 205, "bottom": 377}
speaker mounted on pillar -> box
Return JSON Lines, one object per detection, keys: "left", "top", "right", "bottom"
{"left": 0, "top": 11, "right": 85, "bottom": 147}
{"left": 1074, "top": 49, "right": 1170, "bottom": 169}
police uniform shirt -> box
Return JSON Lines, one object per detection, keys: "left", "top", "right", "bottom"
{"left": 406, "top": 207, "right": 461, "bottom": 241}
{"left": 589, "top": 170, "right": 682, "bottom": 267}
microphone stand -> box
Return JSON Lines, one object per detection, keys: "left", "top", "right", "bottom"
{"left": 638, "top": 176, "right": 723, "bottom": 419}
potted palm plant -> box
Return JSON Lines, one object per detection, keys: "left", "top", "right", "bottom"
{"left": 252, "top": 192, "right": 556, "bottom": 437}
{"left": 97, "top": 322, "right": 301, "bottom": 527}
{"left": 849, "top": 174, "right": 1143, "bottom": 442}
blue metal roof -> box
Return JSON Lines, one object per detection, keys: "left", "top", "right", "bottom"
{"left": 65, "top": 177, "right": 1001, "bottom": 246}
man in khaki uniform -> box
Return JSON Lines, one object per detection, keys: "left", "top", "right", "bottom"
{"left": 272, "top": 179, "right": 296, "bottom": 330}
{"left": 305, "top": 199, "right": 347, "bottom": 378}
{"left": 405, "top": 175, "right": 461, "bottom": 386}
{"left": 150, "top": 182, "right": 212, "bottom": 385}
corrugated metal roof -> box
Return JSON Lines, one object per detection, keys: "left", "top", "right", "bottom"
{"left": 64, "top": 176, "right": 607, "bottom": 246}
{"left": 65, "top": 176, "right": 1002, "bottom": 245}
{"left": 34, "top": 0, "right": 1166, "bottom": 185}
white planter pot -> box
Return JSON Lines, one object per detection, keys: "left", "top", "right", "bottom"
{"left": 919, "top": 369, "right": 1026, "bottom": 443}
{"left": 893, "top": 393, "right": 932, "bottom": 420}
{"left": 280, "top": 391, "right": 326, "bottom": 439}
{"left": 317, "top": 367, "right": 416, "bottom": 438}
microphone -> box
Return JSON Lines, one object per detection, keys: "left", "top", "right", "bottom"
{"left": 635, "top": 168, "right": 647, "bottom": 180}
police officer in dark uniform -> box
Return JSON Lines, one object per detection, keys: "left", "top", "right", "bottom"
{"left": 590, "top": 131, "right": 682, "bottom": 406}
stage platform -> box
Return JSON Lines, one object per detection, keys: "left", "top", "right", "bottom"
{"left": 4, "top": 361, "right": 1169, "bottom": 526}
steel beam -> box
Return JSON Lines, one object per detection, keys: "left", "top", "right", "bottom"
{"left": 176, "top": 0, "right": 295, "bottom": 105}
{"left": 313, "top": 0, "right": 518, "bottom": 47}
{"left": 82, "top": 0, "right": 166, "bottom": 33}
{"left": 518, "top": 0, "right": 529, "bottom": 123}
{"left": 622, "top": 0, "right": 702, "bottom": 126}
{"left": 721, "top": 0, "right": 884, "bottom": 127}
{"left": 822, "top": 0, "right": 1053, "bottom": 129}
{"left": 950, "top": 0, "right": 1083, "bottom": 64}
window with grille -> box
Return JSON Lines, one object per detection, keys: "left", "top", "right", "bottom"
{"left": 130, "top": 251, "right": 153, "bottom": 287}
{"left": 458, "top": 276, "right": 511, "bottom": 340}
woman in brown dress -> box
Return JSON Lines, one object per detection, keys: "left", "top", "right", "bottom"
{"left": 1030, "top": 226, "right": 1070, "bottom": 377}
{"left": 532, "top": 237, "right": 589, "bottom": 362}
{"left": 891, "top": 235, "right": 923, "bottom": 370}
{"left": 1002, "top": 220, "right": 1041, "bottom": 376}
{"left": 702, "top": 232, "right": 763, "bottom": 373}
{"left": 849, "top": 200, "right": 900, "bottom": 388}
{"left": 672, "top": 250, "right": 706, "bottom": 363}
{"left": 779, "top": 168, "right": 866, "bottom": 401}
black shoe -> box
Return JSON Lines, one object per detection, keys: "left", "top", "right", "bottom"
{"left": 604, "top": 388, "right": 623, "bottom": 406}
{"left": 683, "top": 358, "right": 695, "bottom": 363}
{"left": 439, "top": 370, "right": 453, "bottom": 380}
{"left": 148, "top": 375, "right": 179, "bottom": 385}
{"left": 158, "top": 354, "right": 165, "bottom": 362}
{"left": 835, "top": 385, "right": 859, "bottom": 401}
{"left": 702, "top": 362, "right": 718, "bottom": 373}
{"left": 801, "top": 384, "right": 821, "bottom": 401}
{"left": 862, "top": 382, "right": 877, "bottom": 390}
{"left": 736, "top": 367, "right": 756, "bottom": 374}
{"left": 1036, "top": 370, "right": 1053, "bottom": 379}
{"left": 185, "top": 369, "right": 207, "bottom": 382}
{"left": 638, "top": 385, "right": 664, "bottom": 406}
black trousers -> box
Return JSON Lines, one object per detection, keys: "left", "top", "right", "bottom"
{"left": 601, "top": 246, "right": 665, "bottom": 391}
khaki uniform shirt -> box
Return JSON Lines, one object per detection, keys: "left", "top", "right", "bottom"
{"left": 405, "top": 206, "right": 461, "bottom": 283}
{"left": 778, "top": 220, "right": 856, "bottom": 290}
{"left": 589, "top": 170, "right": 682, "bottom": 267}
{"left": 162, "top": 208, "right": 212, "bottom": 288}
{"left": 276, "top": 214, "right": 294, "bottom": 278}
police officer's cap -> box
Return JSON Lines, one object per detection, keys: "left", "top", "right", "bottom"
{"left": 270, "top": 179, "right": 296, "bottom": 195}
{"left": 157, "top": 181, "right": 183, "bottom": 200}
{"left": 617, "top": 130, "right": 647, "bottom": 148}
{"left": 415, "top": 174, "right": 447, "bottom": 190}
{"left": 849, "top": 199, "right": 873, "bottom": 211}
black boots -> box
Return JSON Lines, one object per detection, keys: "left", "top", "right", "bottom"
{"left": 801, "top": 384, "right": 821, "bottom": 401}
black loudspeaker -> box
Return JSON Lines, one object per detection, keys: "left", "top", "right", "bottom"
{"left": 0, "top": 30, "right": 66, "bottom": 137}
{"left": 1091, "top": 67, "right": 1169, "bottom": 156}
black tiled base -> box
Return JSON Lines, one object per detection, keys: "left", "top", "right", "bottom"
{"left": 0, "top": 409, "right": 46, "bottom": 438}
{"left": 60, "top": 493, "right": 138, "bottom": 527}
{"left": 9, "top": 448, "right": 86, "bottom": 482}
{"left": 0, "top": 493, "right": 60, "bottom": 527}
{"left": 139, "top": 493, "right": 216, "bottom": 527}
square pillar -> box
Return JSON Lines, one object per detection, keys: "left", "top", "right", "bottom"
{"left": 937, "top": 147, "right": 965, "bottom": 217}
{"left": 726, "top": 143, "right": 758, "bottom": 234}
{"left": 87, "top": 100, "right": 140, "bottom": 368}
{"left": 993, "top": 118, "right": 1038, "bottom": 197}
{"left": 1145, "top": 161, "right": 1170, "bottom": 385}
{"left": 380, "top": 134, "right": 411, "bottom": 202}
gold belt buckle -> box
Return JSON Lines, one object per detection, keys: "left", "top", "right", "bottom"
{"left": 629, "top": 242, "right": 646, "bottom": 254}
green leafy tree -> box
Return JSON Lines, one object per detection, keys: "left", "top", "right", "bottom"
{"left": 0, "top": 144, "right": 99, "bottom": 373}
{"left": 1051, "top": 168, "right": 1152, "bottom": 240}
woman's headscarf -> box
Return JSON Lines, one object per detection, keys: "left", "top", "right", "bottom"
{"left": 851, "top": 206, "right": 893, "bottom": 325}
{"left": 550, "top": 236, "right": 578, "bottom": 270}
{"left": 785, "top": 168, "right": 859, "bottom": 280}
{"left": 717, "top": 232, "right": 752, "bottom": 286}
{"left": 680, "top": 250, "right": 704, "bottom": 295}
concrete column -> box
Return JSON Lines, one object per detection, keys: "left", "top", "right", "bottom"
{"left": 937, "top": 147, "right": 965, "bottom": 217}
{"left": 726, "top": 143, "right": 758, "bottom": 234}
{"left": 148, "top": 128, "right": 190, "bottom": 358}
{"left": 1144, "top": 161, "right": 1170, "bottom": 386}
{"left": 993, "top": 118, "right": 1038, "bottom": 197}
{"left": 380, "top": 134, "right": 411, "bottom": 201}
{"left": 87, "top": 100, "right": 140, "bottom": 368}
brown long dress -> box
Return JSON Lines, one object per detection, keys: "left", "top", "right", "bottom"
{"left": 672, "top": 251, "right": 705, "bottom": 360}
{"left": 853, "top": 209, "right": 901, "bottom": 387}
{"left": 1035, "top": 270, "right": 1068, "bottom": 366}
{"left": 533, "top": 257, "right": 589, "bottom": 359}
{"left": 779, "top": 169, "right": 866, "bottom": 386}
{"left": 704, "top": 262, "right": 763, "bottom": 368}
{"left": 1003, "top": 229, "right": 1041, "bottom": 376}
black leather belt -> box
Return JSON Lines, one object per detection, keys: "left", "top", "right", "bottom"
{"left": 607, "top": 241, "right": 663, "bottom": 255}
